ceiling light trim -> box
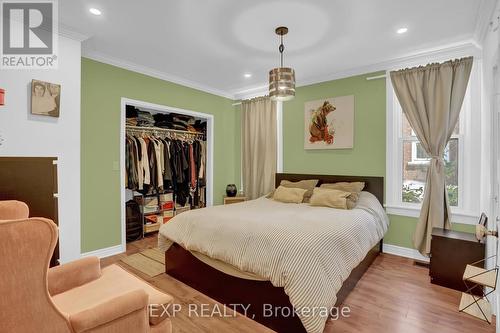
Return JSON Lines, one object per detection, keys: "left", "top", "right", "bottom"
{"left": 82, "top": 49, "right": 236, "bottom": 100}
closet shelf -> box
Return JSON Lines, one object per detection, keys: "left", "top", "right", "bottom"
{"left": 126, "top": 125, "right": 205, "bottom": 138}
{"left": 143, "top": 208, "right": 173, "bottom": 216}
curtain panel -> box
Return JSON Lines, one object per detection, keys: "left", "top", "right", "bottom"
{"left": 241, "top": 97, "right": 277, "bottom": 200}
{"left": 390, "top": 56, "right": 473, "bottom": 256}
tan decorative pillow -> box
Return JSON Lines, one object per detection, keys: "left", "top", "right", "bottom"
{"left": 267, "top": 179, "right": 319, "bottom": 203}
{"left": 272, "top": 186, "right": 308, "bottom": 204}
{"left": 320, "top": 182, "right": 365, "bottom": 209}
{"left": 309, "top": 188, "right": 351, "bottom": 209}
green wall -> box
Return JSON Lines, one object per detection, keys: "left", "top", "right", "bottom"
{"left": 283, "top": 72, "right": 386, "bottom": 176}
{"left": 281, "top": 72, "right": 473, "bottom": 249}
{"left": 81, "top": 60, "right": 474, "bottom": 253}
{"left": 81, "top": 58, "right": 237, "bottom": 253}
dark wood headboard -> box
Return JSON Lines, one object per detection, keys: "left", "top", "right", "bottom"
{"left": 275, "top": 173, "right": 384, "bottom": 205}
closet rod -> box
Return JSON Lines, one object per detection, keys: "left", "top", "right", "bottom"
{"left": 126, "top": 125, "right": 205, "bottom": 138}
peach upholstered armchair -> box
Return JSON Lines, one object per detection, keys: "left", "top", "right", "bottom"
{"left": 0, "top": 200, "right": 173, "bottom": 333}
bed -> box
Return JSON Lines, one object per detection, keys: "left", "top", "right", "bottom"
{"left": 159, "top": 174, "right": 388, "bottom": 333}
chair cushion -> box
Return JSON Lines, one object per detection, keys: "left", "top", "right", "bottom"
{"left": 52, "top": 264, "right": 173, "bottom": 326}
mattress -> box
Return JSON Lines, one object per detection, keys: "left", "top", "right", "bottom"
{"left": 159, "top": 192, "right": 388, "bottom": 333}
{"left": 190, "top": 250, "right": 266, "bottom": 281}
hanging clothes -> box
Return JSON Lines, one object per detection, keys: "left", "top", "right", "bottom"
{"left": 125, "top": 129, "right": 206, "bottom": 208}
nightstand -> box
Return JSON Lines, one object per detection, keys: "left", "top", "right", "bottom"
{"left": 223, "top": 196, "right": 247, "bottom": 205}
{"left": 430, "top": 227, "right": 485, "bottom": 294}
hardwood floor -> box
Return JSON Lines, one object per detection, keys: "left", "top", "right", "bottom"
{"left": 102, "top": 235, "right": 496, "bottom": 333}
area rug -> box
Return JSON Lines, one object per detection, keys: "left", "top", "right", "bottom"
{"left": 141, "top": 247, "right": 165, "bottom": 264}
{"left": 120, "top": 248, "right": 165, "bottom": 277}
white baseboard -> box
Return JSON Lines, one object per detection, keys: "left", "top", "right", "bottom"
{"left": 382, "top": 243, "right": 430, "bottom": 262}
{"left": 81, "top": 244, "right": 125, "bottom": 259}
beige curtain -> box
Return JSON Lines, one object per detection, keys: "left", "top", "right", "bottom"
{"left": 241, "top": 97, "right": 277, "bottom": 199}
{"left": 390, "top": 57, "right": 473, "bottom": 256}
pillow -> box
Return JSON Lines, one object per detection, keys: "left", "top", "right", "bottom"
{"left": 320, "top": 182, "right": 365, "bottom": 209}
{"left": 320, "top": 181, "right": 365, "bottom": 193}
{"left": 267, "top": 179, "right": 319, "bottom": 203}
{"left": 309, "top": 188, "right": 351, "bottom": 209}
{"left": 272, "top": 186, "right": 308, "bottom": 204}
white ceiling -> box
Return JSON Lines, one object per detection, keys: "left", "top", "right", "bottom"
{"left": 60, "top": 0, "right": 488, "bottom": 99}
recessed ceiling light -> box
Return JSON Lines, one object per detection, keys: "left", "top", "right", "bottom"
{"left": 397, "top": 27, "right": 408, "bottom": 34}
{"left": 244, "top": 73, "right": 252, "bottom": 78}
{"left": 89, "top": 8, "right": 102, "bottom": 16}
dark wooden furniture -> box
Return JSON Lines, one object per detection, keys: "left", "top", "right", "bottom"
{"left": 430, "top": 227, "right": 485, "bottom": 294}
{"left": 165, "top": 173, "right": 385, "bottom": 333}
{"left": 274, "top": 173, "right": 384, "bottom": 204}
{"left": 223, "top": 195, "right": 247, "bottom": 205}
{"left": 0, "top": 157, "right": 59, "bottom": 266}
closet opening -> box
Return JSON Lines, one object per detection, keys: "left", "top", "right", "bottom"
{"left": 120, "top": 98, "right": 214, "bottom": 248}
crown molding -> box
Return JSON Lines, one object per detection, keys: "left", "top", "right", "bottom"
{"left": 233, "top": 39, "right": 481, "bottom": 100}
{"left": 298, "top": 39, "right": 481, "bottom": 87}
{"left": 473, "top": 0, "right": 499, "bottom": 44}
{"left": 82, "top": 38, "right": 481, "bottom": 102}
{"left": 82, "top": 49, "right": 235, "bottom": 100}
{"left": 233, "top": 84, "right": 268, "bottom": 100}
{"left": 59, "top": 25, "right": 90, "bottom": 42}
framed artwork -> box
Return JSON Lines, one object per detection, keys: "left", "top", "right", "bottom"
{"left": 31, "top": 79, "right": 60, "bottom": 117}
{"left": 304, "top": 95, "right": 354, "bottom": 149}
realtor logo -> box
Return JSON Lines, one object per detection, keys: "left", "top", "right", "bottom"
{"left": 1, "top": 0, "right": 58, "bottom": 69}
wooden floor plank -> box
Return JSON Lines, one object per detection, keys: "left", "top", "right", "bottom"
{"left": 102, "top": 235, "right": 495, "bottom": 333}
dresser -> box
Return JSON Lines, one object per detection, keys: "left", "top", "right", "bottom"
{"left": 430, "top": 227, "right": 485, "bottom": 293}
{"left": 0, "top": 157, "right": 59, "bottom": 266}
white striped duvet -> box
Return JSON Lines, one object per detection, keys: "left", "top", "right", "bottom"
{"left": 158, "top": 192, "right": 389, "bottom": 333}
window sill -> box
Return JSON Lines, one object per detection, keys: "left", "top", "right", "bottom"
{"left": 408, "top": 160, "right": 430, "bottom": 166}
{"left": 385, "top": 204, "right": 478, "bottom": 225}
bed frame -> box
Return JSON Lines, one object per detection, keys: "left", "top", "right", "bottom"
{"left": 165, "top": 173, "right": 384, "bottom": 333}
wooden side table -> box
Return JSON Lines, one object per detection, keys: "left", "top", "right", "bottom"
{"left": 223, "top": 196, "right": 247, "bottom": 205}
{"left": 429, "top": 227, "right": 485, "bottom": 293}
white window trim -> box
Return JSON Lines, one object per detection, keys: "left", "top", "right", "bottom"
{"left": 386, "top": 62, "right": 482, "bottom": 225}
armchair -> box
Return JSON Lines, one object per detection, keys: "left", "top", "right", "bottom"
{"left": 0, "top": 200, "right": 29, "bottom": 220}
{"left": 0, "top": 201, "right": 173, "bottom": 333}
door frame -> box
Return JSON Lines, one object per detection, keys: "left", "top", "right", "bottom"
{"left": 119, "top": 97, "right": 214, "bottom": 251}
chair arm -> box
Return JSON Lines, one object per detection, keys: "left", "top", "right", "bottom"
{"left": 69, "top": 289, "right": 149, "bottom": 333}
{"left": 48, "top": 256, "right": 102, "bottom": 296}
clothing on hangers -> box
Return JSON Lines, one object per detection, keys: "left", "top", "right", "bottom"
{"left": 125, "top": 128, "right": 206, "bottom": 208}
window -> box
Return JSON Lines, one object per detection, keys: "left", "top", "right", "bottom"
{"left": 402, "top": 115, "right": 460, "bottom": 206}
{"left": 386, "top": 64, "right": 480, "bottom": 224}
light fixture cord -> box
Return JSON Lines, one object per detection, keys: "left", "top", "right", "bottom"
{"left": 279, "top": 34, "right": 284, "bottom": 68}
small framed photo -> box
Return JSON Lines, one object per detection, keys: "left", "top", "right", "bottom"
{"left": 31, "top": 79, "right": 60, "bottom": 117}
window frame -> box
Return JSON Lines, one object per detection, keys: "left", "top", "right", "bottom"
{"left": 385, "top": 64, "right": 481, "bottom": 225}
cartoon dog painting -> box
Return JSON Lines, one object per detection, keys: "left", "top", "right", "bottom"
{"left": 309, "top": 101, "right": 336, "bottom": 144}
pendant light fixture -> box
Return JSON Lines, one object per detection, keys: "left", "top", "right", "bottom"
{"left": 269, "top": 26, "right": 295, "bottom": 101}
